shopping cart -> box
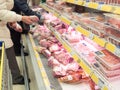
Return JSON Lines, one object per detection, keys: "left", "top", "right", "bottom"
{"left": 0, "top": 41, "right": 13, "bottom": 90}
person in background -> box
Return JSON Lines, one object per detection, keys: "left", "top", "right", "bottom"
{"left": 0, "top": 0, "right": 39, "bottom": 84}
{"left": 8, "top": 0, "right": 43, "bottom": 56}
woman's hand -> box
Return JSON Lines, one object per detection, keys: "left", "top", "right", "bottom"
{"left": 22, "top": 16, "right": 33, "bottom": 24}
{"left": 30, "top": 15, "right": 39, "bottom": 22}
{"left": 22, "top": 16, "right": 39, "bottom": 24}
{"left": 8, "top": 22, "right": 23, "bottom": 32}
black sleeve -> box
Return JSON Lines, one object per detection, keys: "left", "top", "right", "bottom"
{"left": 14, "top": 0, "right": 41, "bottom": 19}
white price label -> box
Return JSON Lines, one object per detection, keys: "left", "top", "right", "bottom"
{"left": 98, "top": 79, "right": 104, "bottom": 88}
{"left": 115, "top": 48, "right": 120, "bottom": 57}
{"left": 85, "top": 2, "right": 89, "bottom": 7}
{"left": 67, "top": 75, "right": 73, "bottom": 80}
{"left": 97, "top": 4, "right": 102, "bottom": 10}
{"left": 89, "top": 33, "right": 94, "bottom": 39}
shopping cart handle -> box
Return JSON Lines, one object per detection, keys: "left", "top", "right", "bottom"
{"left": 0, "top": 41, "right": 4, "bottom": 47}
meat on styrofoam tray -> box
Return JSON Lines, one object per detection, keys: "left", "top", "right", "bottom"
{"left": 39, "top": 39, "right": 52, "bottom": 48}
{"left": 48, "top": 56, "right": 60, "bottom": 68}
{"left": 96, "top": 61, "right": 120, "bottom": 78}
{"left": 35, "top": 46, "right": 51, "bottom": 58}
{"left": 104, "top": 13, "right": 120, "bottom": 30}
{"left": 53, "top": 51, "right": 74, "bottom": 65}
{"left": 105, "top": 27, "right": 120, "bottom": 38}
{"left": 47, "top": 36, "right": 59, "bottom": 43}
{"left": 95, "top": 49, "right": 120, "bottom": 70}
{"left": 71, "top": 40, "right": 97, "bottom": 64}
{"left": 58, "top": 70, "right": 90, "bottom": 84}
{"left": 49, "top": 44, "right": 61, "bottom": 53}
{"left": 53, "top": 64, "right": 67, "bottom": 78}
{"left": 85, "top": 37, "right": 105, "bottom": 51}
{"left": 65, "top": 31, "right": 82, "bottom": 43}
{"left": 65, "top": 61, "right": 80, "bottom": 72}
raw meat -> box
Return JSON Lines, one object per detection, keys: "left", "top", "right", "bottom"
{"left": 48, "top": 56, "right": 60, "bottom": 68}
{"left": 49, "top": 44, "right": 61, "bottom": 52}
{"left": 53, "top": 65, "right": 66, "bottom": 78}
{"left": 58, "top": 70, "right": 90, "bottom": 84}
{"left": 66, "top": 61, "right": 80, "bottom": 72}
{"left": 35, "top": 46, "right": 51, "bottom": 58}
{"left": 95, "top": 49, "right": 120, "bottom": 70}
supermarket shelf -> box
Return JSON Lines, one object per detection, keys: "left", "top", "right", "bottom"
{"left": 40, "top": 3, "right": 120, "bottom": 57}
{"left": 46, "top": 24, "right": 112, "bottom": 90}
{"left": 26, "top": 34, "right": 51, "bottom": 90}
{"left": 27, "top": 34, "right": 92, "bottom": 90}
{"left": 65, "top": 0, "right": 120, "bottom": 15}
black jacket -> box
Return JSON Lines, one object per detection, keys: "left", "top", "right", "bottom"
{"left": 13, "top": 0, "right": 41, "bottom": 19}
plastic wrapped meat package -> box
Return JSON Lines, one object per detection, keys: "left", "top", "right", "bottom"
{"left": 88, "top": 26, "right": 107, "bottom": 38}
{"left": 58, "top": 70, "right": 90, "bottom": 84}
{"left": 79, "top": 17, "right": 107, "bottom": 34}
{"left": 64, "top": 31, "right": 82, "bottom": 43}
{"left": 107, "top": 36, "right": 120, "bottom": 48}
{"left": 90, "top": 0, "right": 120, "bottom": 5}
{"left": 95, "top": 49, "right": 120, "bottom": 70}
{"left": 104, "top": 13, "right": 120, "bottom": 30}
{"left": 95, "top": 61, "right": 120, "bottom": 81}
{"left": 72, "top": 40, "right": 97, "bottom": 64}
{"left": 105, "top": 26, "right": 120, "bottom": 38}
{"left": 80, "top": 41, "right": 98, "bottom": 64}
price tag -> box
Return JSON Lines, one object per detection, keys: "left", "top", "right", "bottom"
{"left": 101, "top": 5, "right": 112, "bottom": 12}
{"left": 102, "top": 86, "right": 109, "bottom": 90}
{"left": 89, "top": 33, "right": 94, "bottom": 39}
{"left": 60, "top": 16, "right": 71, "bottom": 25}
{"left": 110, "top": 7, "right": 116, "bottom": 13}
{"left": 82, "top": 1, "right": 86, "bottom": 6}
{"left": 76, "top": 26, "right": 90, "bottom": 37}
{"left": 62, "top": 0, "right": 67, "bottom": 1}
{"left": 114, "top": 48, "right": 120, "bottom": 57}
{"left": 85, "top": 2, "right": 89, "bottom": 7}
{"left": 77, "top": 1, "right": 84, "bottom": 5}
{"left": 72, "top": 54, "right": 79, "bottom": 61}
{"left": 56, "top": 35, "right": 61, "bottom": 42}
{"left": 37, "top": 60, "right": 43, "bottom": 68}
{"left": 44, "top": 80, "right": 50, "bottom": 86}
{"left": 54, "top": 12, "right": 60, "bottom": 17}
{"left": 77, "top": 59, "right": 81, "bottom": 64}
{"left": 41, "top": 70, "right": 47, "bottom": 78}
{"left": 35, "top": 53, "right": 39, "bottom": 58}
{"left": 113, "top": 7, "right": 120, "bottom": 15}
{"left": 91, "top": 73, "right": 99, "bottom": 84}
{"left": 80, "top": 61, "right": 91, "bottom": 75}
{"left": 98, "top": 79, "right": 105, "bottom": 88}
{"left": 67, "top": 75, "right": 73, "bottom": 80}
{"left": 97, "top": 4, "right": 102, "bottom": 10}
{"left": 106, "top": 42, "right": 116, "bottom": 53}
{"left": 93, "top": 36, "right": 106, "bottom": 47}
{"left": 63, "top": 42, "right": 72, "bottom": 52}
{"left": 87, "top": 2, "right": 99, "bottom": 9}
{"left": 67, "top": 0, "right": 75, "bottom": 4}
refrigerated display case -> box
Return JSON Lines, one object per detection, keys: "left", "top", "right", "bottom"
{"left": 24, "top": 0, "right": 120, "bottom": 90}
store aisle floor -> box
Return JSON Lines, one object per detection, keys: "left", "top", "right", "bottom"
{"left": 13, "top": 56, "right": 25, "bottom": 90}
{"left": 13, "top": 53, "right": 37, "bottom": 90}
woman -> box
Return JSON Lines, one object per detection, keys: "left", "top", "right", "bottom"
{"left": 9, "top": 0, "right": 42, "bottom": 56}
{"left": 0, "top": 0, "right": 39, "bottom": 84}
